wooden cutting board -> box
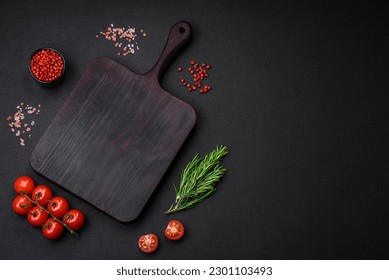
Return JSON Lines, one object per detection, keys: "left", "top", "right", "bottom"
{"left": 30, "top": 22, "right": 195, "bottom": 222}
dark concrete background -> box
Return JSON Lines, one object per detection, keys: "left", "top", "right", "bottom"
{"left": 0, "top": 0, "right": 388, "bottom": 259}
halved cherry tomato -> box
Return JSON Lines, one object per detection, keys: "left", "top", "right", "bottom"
{"left": 47, "top": 196, "right": 69, "bottom": 218}
{"left": 14, "top": 176, "right": 35, "bottom": 195}
{"left": 12, "top": 195, "right": 33, "bottom": 215}
{"left": 42, "top": 218, "right": 64, "bottom": 240}
{"left": 63, "top": 209, "right": 85, "bottom": 231}
{"left": 138, "top": 234, "right": 158, "bottom": 253}
{"left": 27, "top": 206, "right": 49, "bottom": 227}
{"left": 164, "top": 220, "right": 185, "bottom": 240}
{"left": 31, "top": 185, "right": 52, "bottom": 206}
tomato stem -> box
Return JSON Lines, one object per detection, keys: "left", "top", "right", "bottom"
{"left": 21, "top": 193, "right": 78, "bottom": 236}
{"left": 20, "top": 202, "right": 30, "bottom": 209}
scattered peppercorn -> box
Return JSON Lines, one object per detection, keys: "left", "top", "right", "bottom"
{"left": 30, "top": 49, "right": 64, "bottom": 82}
{"left": 178, "top": 60, "right": 213, "bottom": 94}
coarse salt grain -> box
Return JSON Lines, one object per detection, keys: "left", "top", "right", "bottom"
{"left": 96, "top": 23, "right": 147, "bottom": 56}
{"left": 5, "top": 102, "right": 41, "bottom": 146}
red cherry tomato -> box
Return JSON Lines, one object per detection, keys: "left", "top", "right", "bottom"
{"left": 138, "top": 234, "right": 158, "bottom": 253}
{"left": 31, "top": 185, "right": 52, "bottom": 206}
{"left": 14, "top": 176, "right": 35, "bottom": 195}
{"left": 164, "top": 220, "right": 185, "bottom": 240}
{"left": 47, "top": 196, "right": 69, "bottom": 218}
{"left": 62, "top": 209, "right": 85, "bottom": 231}
{"left": 42, "top": 218, "right": 64, "bottom": 240}
{"left": 12, "top": 195, "right": 33, "bottom": 215}
{"left": 27, "top": 206, "right": 49, "bottom": 227}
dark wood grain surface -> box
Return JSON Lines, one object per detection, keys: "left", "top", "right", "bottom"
{"left": 30, "top": 22, "right": 196, "bottom": 222}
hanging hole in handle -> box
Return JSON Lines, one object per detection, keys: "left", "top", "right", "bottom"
{"left": 179, "top": 27, "right": 185, "bottom": 33}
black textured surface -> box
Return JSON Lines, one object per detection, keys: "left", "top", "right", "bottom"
{"left": 1, "top": 0, "right": 389, "bottom": 259}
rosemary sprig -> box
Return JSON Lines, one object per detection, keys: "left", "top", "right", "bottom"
{"left": 166, "top": 145, "right": 229, "bottom": 214}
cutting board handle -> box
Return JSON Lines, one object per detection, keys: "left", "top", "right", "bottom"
{"left": 146, "top": 21, "right": 192, "bottom": 82}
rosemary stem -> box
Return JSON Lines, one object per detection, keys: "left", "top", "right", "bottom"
{"left": 165, "top": 145, "right": 229, "bottom": 214}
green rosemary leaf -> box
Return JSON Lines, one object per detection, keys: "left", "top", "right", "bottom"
{"left": 165, "top": 145, "right": 229, "bottom": 214}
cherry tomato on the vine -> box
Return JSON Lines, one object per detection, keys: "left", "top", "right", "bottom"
{"left": 31, "top": 185, "right": 52, "bottom": 206}
{"left": 42, "top": 218, "right": 64, "bottom": 240}
{"left": 138, "top": 234, "right": 158, "bottom": 253}
{"left": 27, "top": 206, "right": 49, "bottom": 227}
{"left": 164, "top": 220, "right": 185, "bottom": 240}
{"left": 47, "top": 196, "right": 69, "bottom": 218}
{"left": 12, "top": 195, "right": 33, "bottom": 215}
{"left": 62, "top": 209, "right": 85, "bottom": 231}
{"left": 14, "top": 176, "right": 35, "bottom": 195}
